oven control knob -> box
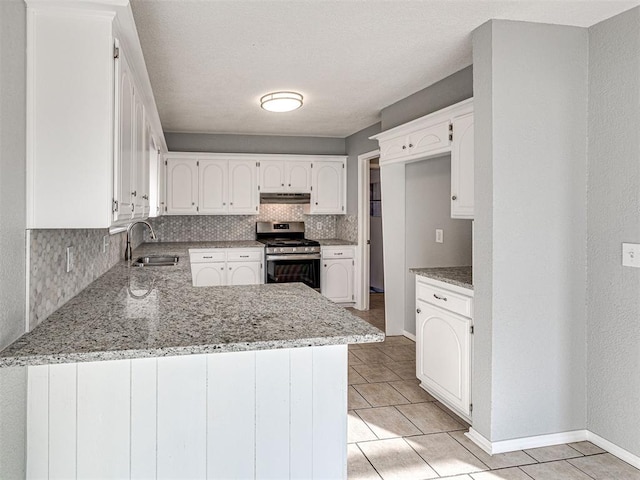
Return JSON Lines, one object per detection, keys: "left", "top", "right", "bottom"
{"left": 292, "top": 247, "right": 297, "bottom": 252}
{"left": 305, "top": 247, "right": 310, "bottom": 252}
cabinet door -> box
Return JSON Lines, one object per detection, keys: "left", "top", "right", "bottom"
{"left": 416, "top": 301, "right": 471, "bottom": 416}
{"left": 141, "top": 122, "right": 151, "bottom": 217}
{"left": 199, "top": 159, "right": 227, "bottom": 214}
{"left": 451, "top": 113, "right": 474, "bottom": 219}
{"left": 321, "top": 259, "right": 353, "bottom": 303}
{"left": 166, "top": 158, "right": 198, "bottom": 214}
{"left": 311, "top": 161, "right": 344, "bottom": 214}
{"left": 133, "top": 95, "right": 145, "bottom": 218}
{"left": 259, "top": 160, "right": 285, "bottom": 192}
{"left": 378, "top": 135, "right": 408, "bottom": 163}
{"left": 408, "top": 120, "right": 451, "bottom": 158}
{"left": 227, "top": 261, "right": 262, "bottom": 285}
{"left": 191, "top": 262, "right": 226, "bottom": 287}
{"left": 229, "top": 160, "right": 258, "bottom": 214}
{"left": 286, "top": 161, "right": 311, "bottom": 192}
{"left": 113, "top": 50, "right": 135, "bottom": 223}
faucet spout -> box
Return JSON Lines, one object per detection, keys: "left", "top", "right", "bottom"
{"left": 125, "top": 221, "right": 157, "bottom": 261}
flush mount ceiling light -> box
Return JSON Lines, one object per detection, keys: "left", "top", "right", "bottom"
{"left": 260, "top": 91, "right": 303, "bottom": 112}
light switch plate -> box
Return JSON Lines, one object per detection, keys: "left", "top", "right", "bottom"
{"left": 435, "top": 229, "right": 443, "bottom": 243}
{"left": 622, "top": 243, "right": 640, "bottom": 268}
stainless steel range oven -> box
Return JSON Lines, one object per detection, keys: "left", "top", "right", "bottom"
{"left": 256, "top": 221, "right": 321, "bottom": 289}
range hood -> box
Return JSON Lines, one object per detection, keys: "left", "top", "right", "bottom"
{"left": 260, "top": 193, "right": 311, "bottom": 205}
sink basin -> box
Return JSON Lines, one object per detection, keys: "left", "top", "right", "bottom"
{"left": 132, "top": 255, "right": 179, "bottom": 267}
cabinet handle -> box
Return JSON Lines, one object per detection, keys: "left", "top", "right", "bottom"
{"left": 451, "top": 195, "right": 457, "bottom": 201}
{"left": 409, "top": 143, "right": 413, "bottom": 148}
{"left": 240, "top": 255, "right": 249, "bottom": 258}
{"left": 334, "top": 252, "right": 343, "bottom": 255}
{"left": 203, "top": 256, "right": 213, "bottom": 259}
{"left": 433, "top": 294, "right": 448, "bottom": 301}
{"left": 416, "top": 308, "right": 421, "bottom": 314}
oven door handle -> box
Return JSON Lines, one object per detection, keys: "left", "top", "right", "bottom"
{"left": 266, "top": 254, "right": 321, "bottom": 261}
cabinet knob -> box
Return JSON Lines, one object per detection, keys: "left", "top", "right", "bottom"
{"left": 402, "top": 145, "right": 407, "bottom": 150}
{"left": 230, "top": 202, "right": 233, "bottom": 205}
{"left": 288, "top": 184, "right": 291, "bottom": 187}
{"left": 324, "top": 264, "right": 327, "bottom": 267}
{"left": 221, "top": 267, "right": 224, "bottom": 270}
{"left": 223, "top": 202, "right": 226, "bottom": 206}
{"left": 416, "top": 308, "right": 421, "bottom": 314}
{"left": 451, "top": 195, "right": 457, "bottom": 201}
{"left": 132, "top": 191, "right": 137, "bottom": 197}
{"left": 229, "top": 267, "right": 232, "bottom": 270}
{"left": 409, "top": 143, "right": 413, "bottom": 148}
{"left": 192, "top": 202, "right": 195, "bottom": 206}
{"left": 315, "top": 202, "right": 318, "bottom": 205}
{"left": 281, "top": 183, "right": 284, "bottom": 187}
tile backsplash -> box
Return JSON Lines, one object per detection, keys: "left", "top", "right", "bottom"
{"left": 145, "top": 205, "right": 340, "bottom": 242}
{"left": 28, "top": 226, "right": 144, "bottom": 329}
{"left": 336, "top": 214, "right": 358, "bottom": 243}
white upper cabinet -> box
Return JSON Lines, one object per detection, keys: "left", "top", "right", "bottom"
{"left": 258, "top": 160, "right": 312, "bottom": 193}
{"left": 379, "top": 121, "right": 451, "bottom": 165}
{"left": 113, "top": 48, "right": 135, "bottom": 223}
{"left": 165, "top": 155, "right": 258, "bottom": 215}
{"left": 450, "top": 111, "right": 474, "bottom": 219}
{"left": 229, "top": 160, "right": 258, "bottom": 214}
{"left": 166, "top": 158, "right": 198, "bottom": 215}
{"left": 25, "top": 3, "right": 166, "bottom": 229}
{"left": 199, "top": 159, "right": 227, "bottom": 214}
{"left": 259, "top": 161, "right": 286, "bottom": 192}
{"left": 286, "top": 161, "right": 312, "bottom": 192}
{"left": 133, "top": 94, "right": 146, "bottom": 218}
{"left": 310, "top": 160, "right": 345, "bottom": 214}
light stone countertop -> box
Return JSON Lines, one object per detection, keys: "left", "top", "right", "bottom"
{"left": 410, "top": 266, "right": 473, "bottom": 290}
{"left": 0, "top": 242, "right": 383, "bottom": 368}
{"left": 313, "top": 239, "right": 358, "bottom": 246}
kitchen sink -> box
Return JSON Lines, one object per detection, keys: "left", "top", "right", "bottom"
{"left": 132, "top": 255, "right": 179, "bottom": 267}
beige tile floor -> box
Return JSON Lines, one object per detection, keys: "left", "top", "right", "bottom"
{"left": 346, "top": 294, "right": 640, "bottom": 480}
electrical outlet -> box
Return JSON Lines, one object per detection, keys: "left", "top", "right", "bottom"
{"left": 66, "top": 246, "right": 74, "bottom": 273}
{"left": 622, "top": 243, "right": 640, "bottom": 268}
{"left": 435, "top": 229, "right": 444, "bottom": 243}
{"left": 102, "top": 235, "right": 110, "bottom": 253}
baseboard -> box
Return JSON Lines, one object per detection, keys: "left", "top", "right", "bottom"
{"left": 466, "top": 428, "right": 588, "bottom": 455}
{"left": 402, "top": 331, "right": 416, "bottom": 341}
{"left": 587, "top": 431, "right": 640, "bottom": 470}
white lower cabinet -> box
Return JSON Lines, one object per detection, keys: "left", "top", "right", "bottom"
{"left": 415, "top": 276, "right": 473, "bottom": 421}
{"left": 189, "top": 248, "right": 263, "bottom": 287}
{"left": 321, "top": 246, "right": 355, "bottom": 304}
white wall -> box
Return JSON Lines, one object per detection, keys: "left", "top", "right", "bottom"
{"left": 404, "top": 158, "right": 472, "bottom": 335}
{"left": 472, "top": 20, "right": 588, "bottom": 442}
{"left": 0, "top": 1, "right": 27, "bottom": 477}
{"left": 587, "top": 6, "right": 640, "bottom": 458}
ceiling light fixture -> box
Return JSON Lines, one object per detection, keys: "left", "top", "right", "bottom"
{"left": 260, "top": 91, "right": 303, "bottom": 112}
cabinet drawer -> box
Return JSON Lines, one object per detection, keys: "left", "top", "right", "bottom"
{"left": 322, "top": 247, "right": 354, "bottom": 259}
{"left": 417, "top": 282, "right": 472, "bottom": 318}
{"left": 189, "top": 250, "right": 226, "bottom": 263}
{"left": 226, "top": 250, "right": 263, "bottom": 262}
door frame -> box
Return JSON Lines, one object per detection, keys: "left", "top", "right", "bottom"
{"left": 356, "top": 149, "right": 380, "bottom": 312}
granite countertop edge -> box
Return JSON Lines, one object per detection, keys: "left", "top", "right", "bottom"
{"left": 410, "top": 266, "right": 473, "bottom": 290}
{"left": 0, "top": 332, "right": 384, "bottom": 368}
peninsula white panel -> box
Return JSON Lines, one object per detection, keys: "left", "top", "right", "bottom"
{"left": 77, "top": 360, "right": 131, "bottom": 479}
{"left": 130, "top": 358, "right": 158, "bottom": 479}
{"left": 256, "top": 349, "right": 291, "bottom": 478}
{"left": 290, "top": 347, "right": 314, "bottom": 479}
{"left": 207, "top": 351, "right": 256, "bottom": 479}
{"left": 312, "top": 345, "right": 348, "bottom": 479}
{"left": 26, "top": 366, "right": 48, "bottom": 480}
{"left": 157, "top": 354, "right": 207, "bottom": 479}
{"left": 48, "top": 363, "right": 77, "bottom": 480}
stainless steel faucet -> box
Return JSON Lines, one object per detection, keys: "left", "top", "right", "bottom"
{"left": 125, "top": 221, "right": 157, "bottom": 261}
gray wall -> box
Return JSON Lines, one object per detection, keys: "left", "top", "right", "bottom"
{"left": 0, "top": 1, "right": 27, "bottom": 477}
{"left": 165, "top": 132, "right": 345, "bottom": 156}
{"left": 473, "top": 20, "right": 588, "bottom": 442}
{"left": 381, "top": 66, "right": 473, "bottom": 131}
{"left": 0, "top": 0, "right": 26, "bottom": 351}
{"left": 587, "top": 6, "right": 640, "bottom": 458}
{"left": 405, "top": 158, "right": 473, "bottom": 334}
{"left": 345, "top": 122, "right": 381, "bottom": 215}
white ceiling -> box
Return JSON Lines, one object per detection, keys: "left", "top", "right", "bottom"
{"left": 131, "top": 0, "right": 639, "bottom": 138}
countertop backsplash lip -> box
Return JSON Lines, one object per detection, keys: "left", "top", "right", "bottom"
{"left": 4, "top": 241, "right": 384, "bottom": 368}
{"left": 410, "top": 265, "right": 473, "bottom": 290}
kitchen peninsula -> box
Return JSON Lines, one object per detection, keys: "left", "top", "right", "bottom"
{"left": 1, "top": 242, "right": 383, "bottom": 479}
